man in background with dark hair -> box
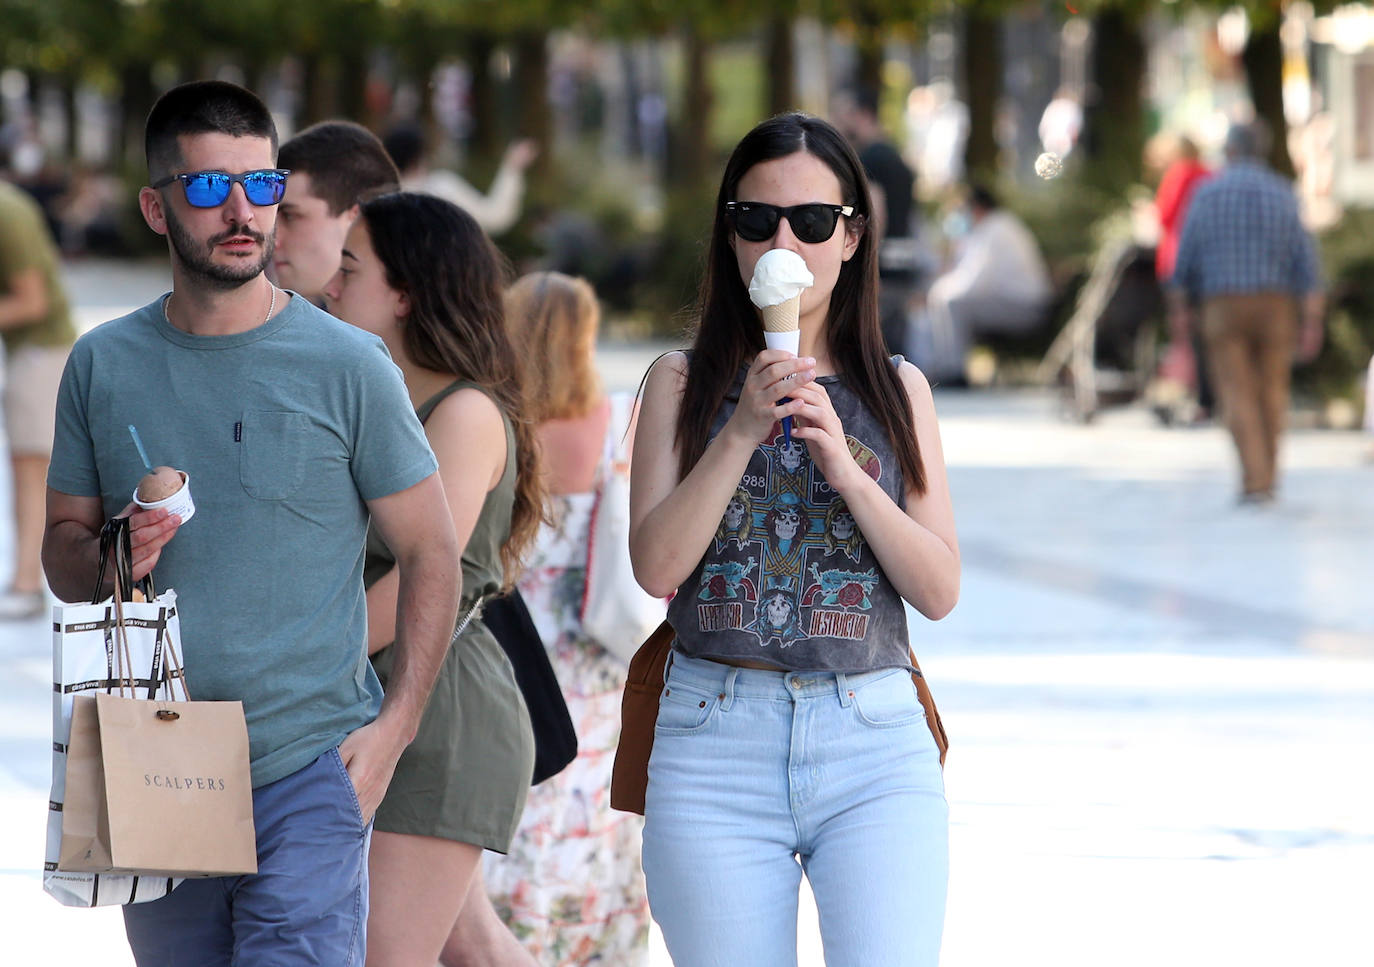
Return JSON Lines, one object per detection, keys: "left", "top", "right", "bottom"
{"left": 42, "top": 80, "right": 460, "bottom": 964}
{"left": 834, "top": 87, "right": 921, "bottom": 356}
{"left": 272, "top": 120, "right": 399, "bottom": 306}
{"left": 1170, "top": 119, "right": 1325, "bottom": 504}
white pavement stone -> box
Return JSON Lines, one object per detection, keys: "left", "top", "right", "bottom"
{"left": 1, "top": 260, "right": 1371, "bottom": 965}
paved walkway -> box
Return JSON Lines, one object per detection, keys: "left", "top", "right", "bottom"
{"left": 2, "top": 260, "right": 1372, "bottom": 965}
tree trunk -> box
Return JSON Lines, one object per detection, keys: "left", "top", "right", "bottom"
{"left": 962, "top": 8, "right": 1001, "bottom": 180}
{"left": 1084, "top": 7, "right": 1145, "bottom": 189}
{"left": 765, "top": 17, "right": 796, "bottom": 116}
{"left": 411, "top": 52, "right": 440, "bottom": 145}
{"left": 301, "top": 52, "right": 337, "bottom": 127}
{"left": 1241, "top": 20, "right": 1295, "bottom": 179}
{"left": 467, "top": 33, "right": 502, "bottom": 169}
{"left": 854, "top": 7, "right": 884, "bottom": 96}
{"left": 513, "top": 30, "right": 553, "bottom": 178}
{"left": 680, "top": 27, "right": 714, "bottom": 194}
{"left": 338, "top": 51, "right": 368, "bottom": 128}
{"left": 60, "top": 74, "right": 78, "bottom": 161}
{"left": 119, "top": 63, "right": 155, "bottom": 173}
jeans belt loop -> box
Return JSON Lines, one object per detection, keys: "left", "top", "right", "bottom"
{"left": 720, "top": 666, "right": 739, "bottom": 711}
{"left": 836, "top": 671, "right": 854, "bottom": 707}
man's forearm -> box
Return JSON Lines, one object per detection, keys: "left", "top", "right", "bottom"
{"left": 1297, "top": 290, "right": 1326, "bottom": 362}
{"left": 41, "top": 520, "right": 104, "bottom": 603}
{"left": 375, "top": 543, "right": 461, "bottom": 741}
{"left": 0, "top": 268, "right": 51, "bottom": 330}
{"left": 1302, "top": 291, "right": 1325, "bottom": 327}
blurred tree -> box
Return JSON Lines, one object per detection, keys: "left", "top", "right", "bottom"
{"left": 1238, "top": 4, "right": 1293, "bottom": 179}
{"left": 1156, "top": 1, "right": 1339, "bottom": 181}
{"left": 765, "top": 13, "right": 796, "bottom": 115}
{"left": 961, "top": 2, "right": 1002, "bottom": 181}
{"left": 1083, "top": 4, "right": 1146, "bottom": 190}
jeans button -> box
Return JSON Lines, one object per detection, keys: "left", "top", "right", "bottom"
{"left": 790, "top": 679, "right": 802, "bottom": 690}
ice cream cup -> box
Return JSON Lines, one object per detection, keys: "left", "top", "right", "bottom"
{"left": 133, "top": 471, "right": 195, "bottom": 524}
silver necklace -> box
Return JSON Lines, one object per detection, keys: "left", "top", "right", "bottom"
{"left": 163, "top": 285, "right": 277, "bottom": 329}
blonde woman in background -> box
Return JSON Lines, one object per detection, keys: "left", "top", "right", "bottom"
{"left": 473, "top": 272, "right": 652, "bottom": 965}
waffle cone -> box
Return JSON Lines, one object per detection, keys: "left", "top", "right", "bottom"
{"left": 760, "top": 294, "right": 801, "bottom": 333}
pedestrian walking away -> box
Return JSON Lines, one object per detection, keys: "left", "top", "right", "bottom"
{"left": 41, "top": 80, "right": 461, "bottom": 966}
{"left": 628, "top": 112, "right": 959, "bottom": 967}
{"left": 1168, "top": 119, "right": 1325, "bottom": 504}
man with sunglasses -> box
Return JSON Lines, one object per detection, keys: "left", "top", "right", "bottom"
{"left": 42, "top": 80, "right": 461, "bottom": 965}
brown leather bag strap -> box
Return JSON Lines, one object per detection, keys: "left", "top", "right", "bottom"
{"left": 908, "top": 648, "right": 949, "bottom": 766}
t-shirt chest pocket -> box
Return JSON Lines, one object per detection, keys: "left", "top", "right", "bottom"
{"left": 239, "top": 410, "right": 307, "bottom": 500}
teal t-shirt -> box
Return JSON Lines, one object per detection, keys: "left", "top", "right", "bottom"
{"left": 48, "top": 292, "right": 438, "bottom": 787}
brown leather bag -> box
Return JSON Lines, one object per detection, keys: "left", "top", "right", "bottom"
{"left": 609, "top": 620, "right": 949, "bottom": 815}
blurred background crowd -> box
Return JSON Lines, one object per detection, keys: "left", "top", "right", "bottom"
{"left": 1, "top": 0, "right": 1372, "bottom": 425}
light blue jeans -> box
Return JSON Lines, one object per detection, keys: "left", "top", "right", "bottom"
{"left": 642, "top": 652, "right": 948, "bottom": 967}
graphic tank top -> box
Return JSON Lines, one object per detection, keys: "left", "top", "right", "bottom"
{"left": 667, "top": 364, "right": 912, "bottom": 672}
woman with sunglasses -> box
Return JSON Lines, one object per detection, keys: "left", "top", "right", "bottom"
{"left": 628, "top": 112, "right": 959, "bottom": 965}
{"left": 323, "top": 192, "right": 542, "bottom": 967}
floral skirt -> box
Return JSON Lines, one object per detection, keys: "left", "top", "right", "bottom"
{"left": 483, "top": 603, "right": 650, "bottom": 965}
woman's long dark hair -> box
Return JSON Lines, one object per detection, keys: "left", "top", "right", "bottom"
{"left": 676, "top": 112, "right": 925, "bottom": 495}
{"left": 360, "top": 191, "right": 543, "bottom": 587}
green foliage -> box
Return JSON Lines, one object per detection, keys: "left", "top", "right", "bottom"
{"left": 1303, "top": 208, "right": 1374, "bottom": 402}
{"left": 705, "top": 43, "right": 765, "bottom": 153}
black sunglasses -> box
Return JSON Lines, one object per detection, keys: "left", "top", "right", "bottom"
{"left": 725, "top": 201, "right": 856, "bottom": 244}
{"left": 151, "top": 169, "right": 290, "bottom": 208}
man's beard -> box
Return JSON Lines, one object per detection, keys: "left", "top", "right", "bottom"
{"left": 165, "top": 206, "right": 275, "bottom": 290}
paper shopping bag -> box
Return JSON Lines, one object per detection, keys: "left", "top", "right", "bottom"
{"left": 45, "top": 592, "right": 185, "bottom": 906}
{"left": 60, "top": 691, "right": 257, "bottom": 878}
{"left": 59, "top": 696, "right": 113, "bottom": 872}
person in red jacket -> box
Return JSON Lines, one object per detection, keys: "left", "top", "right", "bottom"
{"left": 1154, "top": 135, "right": 1213, "bottom": 419}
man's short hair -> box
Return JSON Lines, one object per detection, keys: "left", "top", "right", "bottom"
{"left": 381, "top": 123, "right": 426, "bottom": 174}
{"left": 145, "top": 80, "right": 277, "bottom": 180}
{"left": 278, "top": 121, "right": 401, "bottom": 216}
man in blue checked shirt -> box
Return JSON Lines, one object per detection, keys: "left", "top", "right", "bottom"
{"left": 1168, "top": 120, "right": 1325, "bottom": 505}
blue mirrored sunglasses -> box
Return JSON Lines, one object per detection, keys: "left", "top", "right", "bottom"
{"left": 151, "top": 169, "right": 290, "bottom": 208}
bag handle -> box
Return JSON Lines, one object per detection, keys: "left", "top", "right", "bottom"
{"left": 91, "top": 517, "right": 155, "bottom": 606}
{"left": 102, "top": 517, "right": 188, "bottom": 702}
